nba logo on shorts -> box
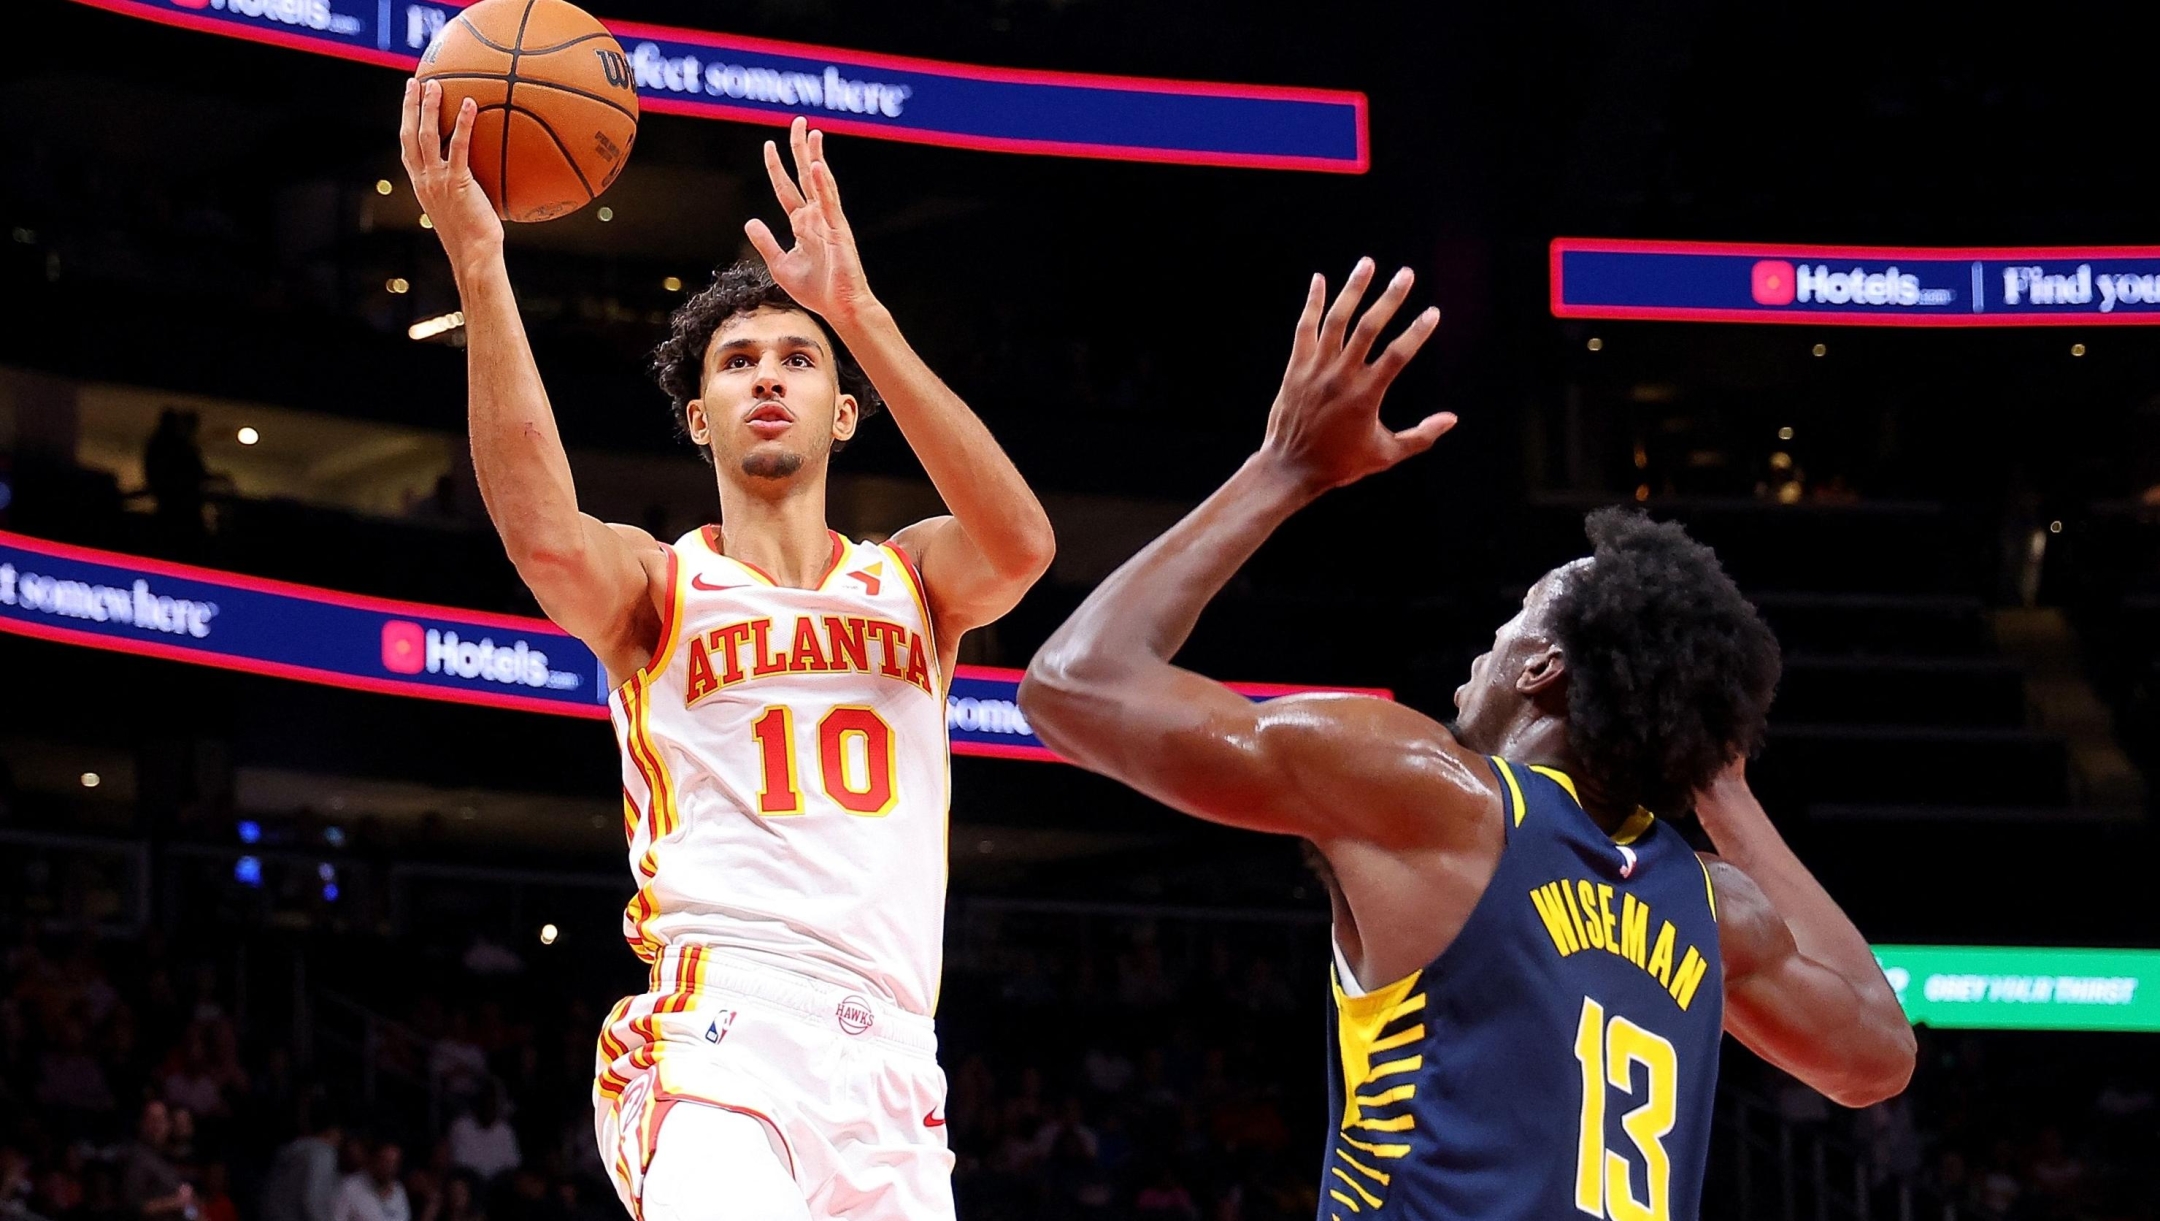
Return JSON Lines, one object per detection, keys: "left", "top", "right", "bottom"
{"left": 1752, "top": 260, "right": 1797, "bottom": 306}
{"left": 381, "top": 620, "right": 427, "bottom": 674}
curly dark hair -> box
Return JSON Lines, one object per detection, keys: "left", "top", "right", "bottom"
{"left": 1546, "top": 507, "right": 1782, "bottom": 816}
{"left": 649, "top": 260, "right": 882, "bottom": 463}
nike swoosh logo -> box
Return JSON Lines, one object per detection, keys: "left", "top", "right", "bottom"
{"left": 689, "top": 574, "right": 741, "bottom": 592}
{"left": 923, "top": 1110, "right": 946, "bottom": 1128}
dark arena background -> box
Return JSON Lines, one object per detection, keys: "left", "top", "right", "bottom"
{"left": 5, "top": 3, "right": 2160, "bottom": 1220}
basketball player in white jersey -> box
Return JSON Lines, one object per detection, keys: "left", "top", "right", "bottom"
{"left": 401, "top": 85, "right": 1054, "bottom": 1221}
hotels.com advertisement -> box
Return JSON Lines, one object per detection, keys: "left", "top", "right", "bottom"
{"left": 1551, "top": 239, "right": 2160, "bottom": 325}
{"left": 0, "top": 531, "right": 1384, "bottom": 758}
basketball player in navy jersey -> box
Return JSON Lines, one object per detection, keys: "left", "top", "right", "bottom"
{"left": 1019, "top": 260, "right": 1915, "bottom": 1221}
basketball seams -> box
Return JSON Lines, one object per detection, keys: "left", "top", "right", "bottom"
{"left": 517, "top": 30, "right": 614, "bottom": 56}
{"left": 499, "top": 0, "right": 540, "bottom": 221}
{"left": 514, "top": 105, "right": 597, "bottom": 202}
{"left": 421, "top": 73, "right": 637, "bottom": 123}
{"left": 451, "top": 12, "right": 516, "bottom": 55}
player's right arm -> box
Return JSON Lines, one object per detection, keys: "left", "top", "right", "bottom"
{"left": 399, "top": 79, "right": 662, "bottom": 677}
{"left": 1698, "top": 762, "right": 1916, "bottom": 1106}
{"left": 1020, "top": 261, "right": 1493, "bottom": 847}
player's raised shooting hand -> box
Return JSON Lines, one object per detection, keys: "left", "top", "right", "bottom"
{"left": 1257, "top": 259, "right": 1451, "bottom": 495}
{"left": 746, "top": 118, "right": 876, "bottom": 324}
{"left": 399, "top": 79, "right": 503, "bottom": 268}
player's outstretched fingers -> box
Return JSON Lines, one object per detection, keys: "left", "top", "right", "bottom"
{"left": 447, "top": 97, "right": 477, "bottom": 177}
{"left": 1349, "top": 267, "right": 1416, "bottom": 361}
{"left": 398, "top": 79, "right": 422, "bottom": 176}
{"left": 788, "top": 117, "right": 814, "bottom": 191}
{"left": 1289, "top": 273, "right": 1327, "bottom": 362}
{"left": 809, "top": 160, "right": 847, "bottom": 228}
{"left": 1370, "top": 307, "right": 1442, "bottom": 384}
{"left": 762, "top": 140, "right": 806, "bottom": 212}
{"left": 1393, "top": 411, "right": 1459, "bottom": 457}
{"left": 1320, "top": 258, "right": 1376, "bottom": 348}
{"left": 420, "top": 80, "right": 445, "bottom": 163}
{"left": 744, "top": 218, "right": 787, "bottom": 268}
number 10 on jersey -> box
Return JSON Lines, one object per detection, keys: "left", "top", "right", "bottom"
{"left": 751, "top": 705, "right": 899, "bottom": 816}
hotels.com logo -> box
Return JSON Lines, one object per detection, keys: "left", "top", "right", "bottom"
{"left": 1751, "top": 260, "right": 1797, "bottom": 306}
{"left": 1751, "top": 258, "right": 1946, "bottom": 308}
{"left": 381, "top": 620, "right": 426, "bottom": 674}
{"left": 380, "top": 618, "right": 586, "bottom": 692}
{"left": 171, "top": 0, "right": 361, "bottom": 36}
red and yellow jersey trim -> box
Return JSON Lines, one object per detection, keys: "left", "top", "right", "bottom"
{"left": 882, "top": 540, "right": 943, "bottom": 695}
{"left": 695, "top": 525, "right": 850, "bottom": 590}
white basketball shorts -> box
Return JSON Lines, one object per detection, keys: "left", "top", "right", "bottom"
{"left": 592, "top": 946, "right": 954, "bottom": 1221}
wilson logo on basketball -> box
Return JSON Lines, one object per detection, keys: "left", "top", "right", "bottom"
{"left": 595, "top": 48, "right": 632, "bottom": 91}
{"left": 835, "top": 996, "right": 875, "bottom": 1035}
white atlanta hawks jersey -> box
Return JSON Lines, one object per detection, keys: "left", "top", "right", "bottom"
{"left": 609, "top": 526, "right": 950, "bottom": 1015}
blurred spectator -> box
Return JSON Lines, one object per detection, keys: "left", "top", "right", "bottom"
{"left": 35, "top": 1017, "right": 115, "bottom": 1117}
{"left": 143, "top": 410, "right": 209, "bottom": 544}
{"left": 260, "top": 1108, "right": 344, "bottom": 1221}
{"left": 117, "top": 1100, "right": 194, "bottom": 1221}
{"left": 331, "top": 1142, "right": 407, "bottom": 1221}
{"left": 428, "top": 1015, "right": 487, "bottom": 1106}
{"left": 160, "top": 1024, "right": 225, "bottom": 1119}
{"left": 445, "top": 1090, "right": 519, "bottom": 1184}
{"left": 196, "top": 1163, "right": 238, "bottom": 1221}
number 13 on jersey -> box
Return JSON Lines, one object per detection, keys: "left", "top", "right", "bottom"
{"left": 751, "top": 704, "right": 900, "bottom": 816}
{"left": 1574, "top": 996, "right": 1679, "bottom": 1221}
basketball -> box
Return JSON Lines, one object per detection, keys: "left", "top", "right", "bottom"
{"left": 415, "top": 0, "right": 639, "bottom": 223}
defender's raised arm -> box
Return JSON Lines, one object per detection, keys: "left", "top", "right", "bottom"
{"left": 399, "top": 79, "right": 662, "bottom": 680}
{"left": 1020, "top": 260, "right": 1475, "bottom": 841}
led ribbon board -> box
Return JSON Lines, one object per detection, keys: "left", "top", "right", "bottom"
{"left": 72, "top": 0, "right": 1367, "bottom": 172}
{"left": 1552, "top": 239, "right": 2160, "bottom": 326}
{"left": 1873, "top": 945, "right": 2160, "bottom": 1032}
{"left": 0, "top": 530, "right": 1387, "bottom": 760}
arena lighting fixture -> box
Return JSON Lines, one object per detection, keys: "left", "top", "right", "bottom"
{"left": 2072, "top": 342, "right": 2087, "bottom": 356}
{"left": 1585, "top": 336, "right": 1603, "bottom": 351}
{"left": 236, "top": 427, "right": 259, "bottom": 446}
{"left": 1777, "top": 426, "right": 1795, "bottom": 440}
{"left": 409, "top": 311, "right": 466, "bottom": 341}
{"left": 1811, "top": 342, "right": 1827, "bottom": 357}
{"left": 597, "top": 206, "right": 614, "bottom": 222}
{"left": 662, "top": 275, "right": 684, "bottom": 292}
{"left": 419, "top": 214, "right": 434, "bottom": 230}
{"left": 236, "top": 820, "right": 261, "bottom": 844}
{"left": 386, "top": 277, "right": 410, "bottom": 295}
{"left": 540, "top": 923, "right": 560, "bottom": 945}
{"left": 80, "top": 771, "right": 100, "bottom": 788}
{"left": 375, "top": 179, "right": 394, "bottom": 196}
{"left": 233, "top": 856, "right": 262, "bottom": 887}
{"left": 2050, "top": 520, "right": 2064, "bottom": 534}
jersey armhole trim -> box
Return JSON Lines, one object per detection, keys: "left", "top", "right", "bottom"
{"left": 1491, "top": 756, "right": 1529, "bottom": 827}
{"left": 617, "top": 543, "right": 686, "bottom": 695}
{"left": 882, "top": 540, "right": 944, "bottom": 694}
{"left": 1696, "top": 854, "right": 1719, "bottom": 921}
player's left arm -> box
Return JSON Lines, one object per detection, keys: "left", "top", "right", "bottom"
{"left": 745, "top": 118, "right": 1055, "bottom": 645}
{"left": 1698, "top": 762, "right": 1916, "bottom": 1107}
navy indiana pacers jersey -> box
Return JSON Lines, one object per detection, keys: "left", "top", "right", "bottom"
{"left": 1319, "top": 758, "right": 1724, "bottom": 1221}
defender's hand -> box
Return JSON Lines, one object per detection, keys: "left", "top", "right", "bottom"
{"left": 1258, "top": 259, "right": 1450, "bottom": 494}
{"left": 745, "top": 118, "right": 876, "bottom": 323}
{"left": 398, "top": 79, "right": 504, "bottom": 265}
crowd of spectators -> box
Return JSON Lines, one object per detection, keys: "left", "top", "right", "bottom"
{"left": 3, "top": 919, "right": 2156, "bottom": 1221}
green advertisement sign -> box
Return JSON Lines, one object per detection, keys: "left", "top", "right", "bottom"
{"left": 1872, "top": 945, "right": 2160, "bottom": 1032}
